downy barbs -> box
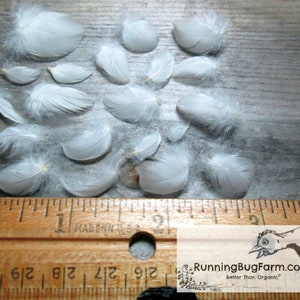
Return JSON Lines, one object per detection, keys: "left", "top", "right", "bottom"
{"left": 136, "top": 146, "right": 190, "bottom": 195}
{"left": 103, "top": 85, "right": 161, "bottom": 123}
{"left": 48, "top": 63, "right": 93, "bottom": 84}
{"left": 95, "top": 41, "right": 130, "bottom": 84}
{"left": 202, "top": 151, "right": 254, "bottom": 198}
{"left": 1, "top": 65, "right": 41, "bottom": 85}
{"left": 121, "top": 14, "right": 159, "bottom": 53}
{"left": 0, "top": 156, "right": 50, "bottom": 196}
{"left": 26, "top": 83, "right": 94, "bottom": 121}
{"left": 61, "top": 120, "right": 113, "bottom": 162}
{"left": 173, "top": 11, "right": 228, "bottom": 55}
{"left": 4, "top": 3, "right": 84, "bottom": 60}
{"left": 176, "top": 93, "right": 238, "bottom": 136}
{"left": 0, "top": 93, "right": 26, "bottom": 124}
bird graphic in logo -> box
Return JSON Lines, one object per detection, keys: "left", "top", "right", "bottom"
{"left": 249, "top": 226, "right": 300, "bottom": 259}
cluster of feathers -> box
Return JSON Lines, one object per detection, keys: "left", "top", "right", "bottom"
{"left": 0, "top": 3, "right": 254, "bottom": 198}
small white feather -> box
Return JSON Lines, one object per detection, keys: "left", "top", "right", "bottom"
{"left": 176, "top": 93, "right": 238, "bottom": 136}
{"left": 204, "top": 152, "right": 254, "bottom": 198}
{"left": 144, "top": 51, "right": 174, "bottom": 88}
{"left": 103, "top": 85, "right": 160, "bottom": 123}
{"left": 5, "top": 3, "right": 84, "bottom": 59}
{"left": 131, "top": 130, "right": 161, "bottom": 161}
{"left": 172, "top": 57, "right": 217, "bottom": 80}
{"left": 121, "top": 15, "right": 159, "bottom": 53}
{"left": 61, "top": 165, "right": 118, "bottom": 197}
{"left": 95, "top": 42, "right": 130, "bottom": 84}
{"left": 173, "top": 11, "right": 228, "bottom": 55}
{"left": 1, "top": 65, "right": 41, "bottom": 84}
{"left": 62, "top": 121, "right": 112, "bottom": 162}
{"left": 0, "top": 124, "right": 43, "bottom": 157}
{"left": 48, "top": 63, "right": 93, "bottom": 84}
{"left": 167, "top": 123, "right": 189, "bottom": 142}
{"left": 0, "top": 156, "right": 49, "bottom": 195}
{"left": 0, "top": 95, "right": 26, "bottom": 124}
{"left": 136, "top": 147, "right": 190, "bottom": 195}
{"left": 26, "top": 83, "right": 93, "bottom": 121}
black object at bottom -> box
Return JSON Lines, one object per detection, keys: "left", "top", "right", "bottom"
{"left": 137, "top": 286, "right": 197, "bottom": 300}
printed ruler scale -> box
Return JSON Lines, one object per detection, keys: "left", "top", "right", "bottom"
{"left": 0, "top": 198, "right": 299, "bottom": 300}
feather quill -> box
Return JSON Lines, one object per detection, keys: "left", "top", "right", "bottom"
{"left": 103, "top": 85, "right": 160, "bottom": 123}
{"left": 0, "top": 156, "right": 49, "bottom": 195}
{"left": 173, "top": 11, "right": 228, "bottom": 55}
{"left": 0, "top": 124, "right": 43, "bottom": 157}
{"left": 61, "top": 121, "right": 112, "bottom": 162}
{"left": 131, "top": 130, "right": 161, "bottom": 161}
{"left": 48, "top": 63, "right": 93, "bottom": 84}
{"left": 144, "top": 51, "right": 174, "bottom": 88}
{"left": 204, "top": 152, "right": 254, "bottom": 198}
{"left": 121, "top": 15, "right": 159, "bottom": 53}
{"left": 172, "top": 57, "right": 217, "bottom": 81}
{"left": 176, "top": 93, "right": 238, "bottom": 136}
{"left": 26, "top": 83, "right": 93, "bottom": 121}
{"left": 5, "top": 3, "right": 84, "bottom": 59}
{"left": 61, "top": 164, "right": 118, "bottom": 197}
{"left": 1, "top": 65, "right": 41, "bottom": 85}
{"left": 136, "top": 147, "right": 189, "bottom": 195}
{"left": 0, "top": 95, "right": 26, "bottom": 124}
{"left": 95, "top": 42, "right": 130, "bottom": 84}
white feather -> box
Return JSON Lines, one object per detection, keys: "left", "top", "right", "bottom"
{"left": 103, "top": 85, "right": 160, "bottom": 123}
{"left": 61, "top": 164, "right": 118, "bottom": 197}
{"left": 1, "top": 65, "right": 41, "bottom": 84}
{"left": 176, "top": 93, "right": 238, "bottom": 136}
{"left": 5, "top": 3, "right": 84, "bottom": 59}
{"left": 62, "top": 121, "right": 112, "bottom": 162}
{"left": 95, "top": 42, "right": 130, "bottom": 84}
{"left": 48, "top": 63, "right": 93, "bottom": 84}
{"left": 204, "top": 152, "right": 254, "bottom": 198}
{"left": 0, "top": 124, "right": 43, "bottom": 157}
{"left": 0, "top": 95, "right": 26, "bottom": 124}
{"left": 144, "top": 51, "right": 174, "bottom": 88}
{"left": 172, "top": 57, "right": 217, "bottom": 81}
{"left": 121, "top": 15, "right": 159, "bottom": 53}
{"left": 167, "top": 123, "right": 189, "bottom": 142}
{"left": 131, "top": 130, "right": 161, "bottom": 161}
{"left": 173, "top": 11, "right": 228, "bottom": 55}
{"left": 0, "top": 156, "right": 49, "bottom": 195}
{"left": 26, "top": 83, "right": 93, "bottom": 121}
{"left": 136, "top": 147, "right": 189, "bottom": 195}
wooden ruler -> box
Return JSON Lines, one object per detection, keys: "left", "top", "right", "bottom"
{"left": 0, "top": 198, "right": 299, "bottom": 300}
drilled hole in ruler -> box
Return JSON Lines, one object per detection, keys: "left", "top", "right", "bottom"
{"left": 129, "top": 232, "right": 156, "bottom": 260}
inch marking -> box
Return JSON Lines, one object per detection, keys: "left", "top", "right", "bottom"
{"left": 124, "top": 274, "right": 127, "bottom": 290}
{"left": 0, "top": 274, "right": 2, "bottom": 289}
{"left": 118, "top": 201, "right": 122, "bottom": 222}
{"left": 165, "top": 273, "right": 168, "bottom": 286}
{"left": 213, "top": 200, "right": 218, "bottom": 224}
{"left": 292, "top": 201, "right": 297, "bottom": 214}
{"left": 94, "top": 199, "right": 98, "bottom": 218}
{"left": 258, "top": 201, "right": 266, "bottom": 225}
{"left": 236, "top": 200, "right": 241, "bottom": 219}
{"left": 282, "top": 201, "right": 287, "bottom": 219}
{"left": 18, "top": 199, "right": 25, "bottom": 222}
{"left": 45, "top": 199, "right": 49, "bottom": 217}
{"left": 83, "top": 274, "right": 86, "bottom": 290}
{"left": 190, "top": 200, "right": 194, "bottom": 219}
{"left": 41, "top": 274, "right": 45, "bottom": 290}
{"left": 270, "top": 200, "right": 274, "bottom": 213}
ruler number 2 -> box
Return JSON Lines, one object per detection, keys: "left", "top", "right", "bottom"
{"left": 11, "top": 267, "right": 34, "bottom": 280}
{"left": 52, "top": 267, "right": 76, "bottom": 280}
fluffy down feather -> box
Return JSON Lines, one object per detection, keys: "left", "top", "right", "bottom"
{"left": 131, "top": 130, "right": 161, "bottom": 161}
{"left": 5, "top": 3, "right": 84, "bottom": 59}
{"left": 0, "top": 95, "right": 26, "bottom": 124}
{"left": 176, "top": 93, "right": 238, "bottom": 136}
{"left": 61, "top": 164, "right": 118, "bottom": 197}
{"left": 61, "top": 121, "right": 112, "bottom": 162}
{"left": 26, "top": 83, "right": 93, "bottom": 121}
{"left": 121, "top": 15, "right": 159, "bottom": 53}
{"left": 1, "top": 65, "right": 41, "bottom": 84}
{"left": 0, "top": 156, "right": 49, "bottom": 195}
{"left": 95, "top": 42, "right": 130, "bottom": 84}
{"left": 48, "top": 63, "right": 93, "bottom": 84}
{"left": 136, "top": 147, "right": 190, "bottom": 195}
{"left": 204, "top": 152, "right": 254, "bottom": 198}
{"left": 144, "top": 51, "right": 174, "bottom": 88}
{"left": 173, "top": 11, "right": 228, "bottom": 55}
{"left": 167, "top": 123, "right": 189, "bottom": 142}
{"left": 172, "top": 57, "right": 217, "bottom": 81}
{"left": 0, "top": 124, "right": 43, "bottom": 157}
{"left": 103, "top": 85, "right": 160, "bottom": 123}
